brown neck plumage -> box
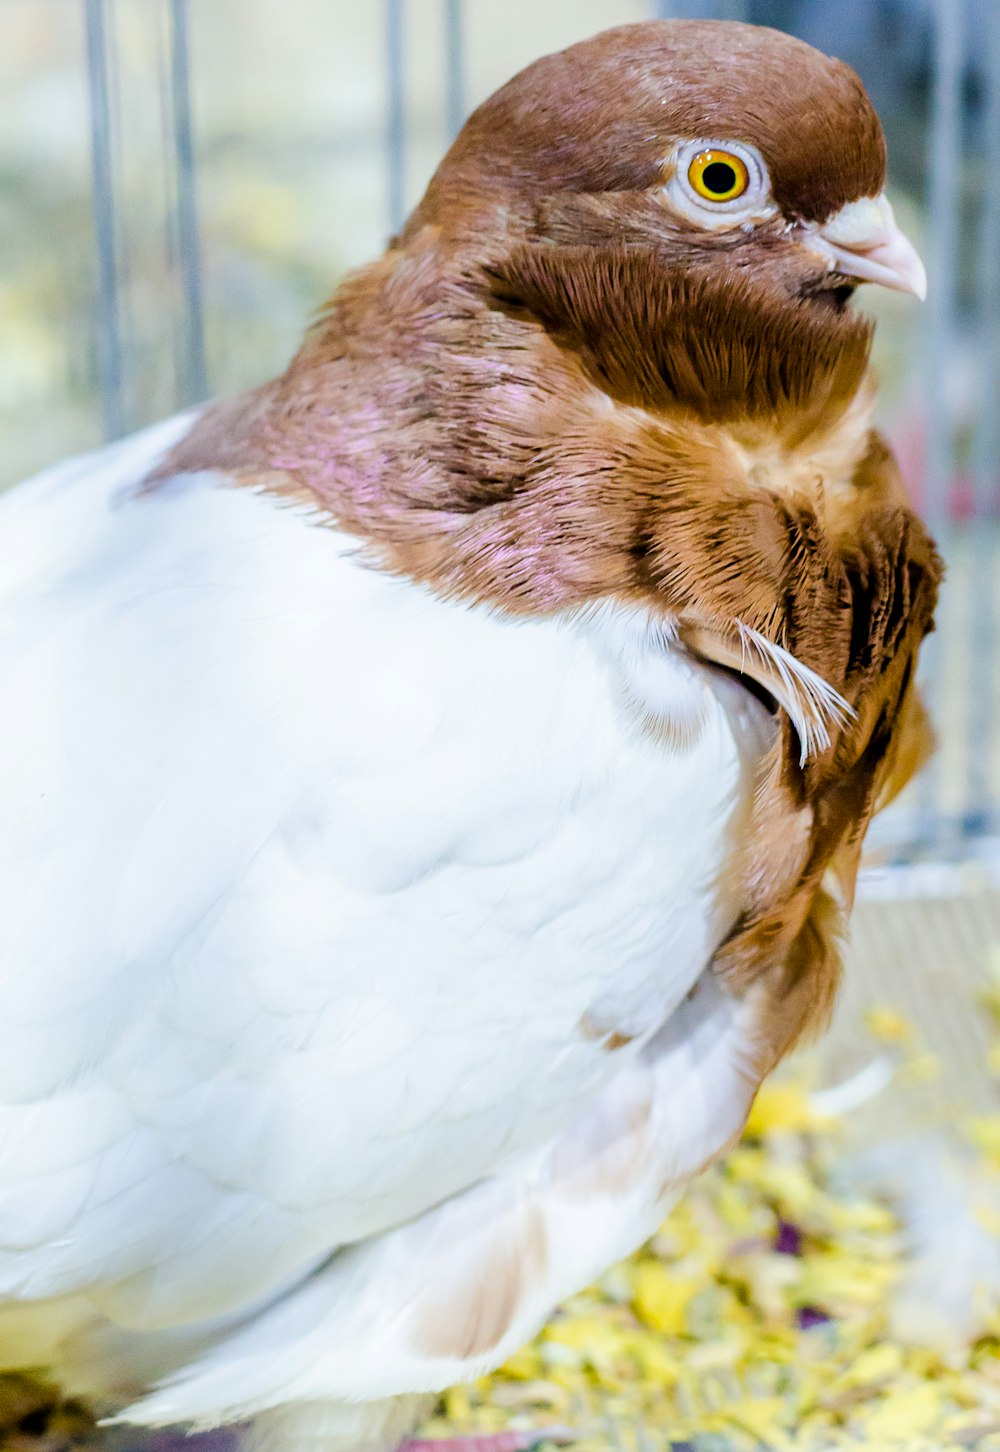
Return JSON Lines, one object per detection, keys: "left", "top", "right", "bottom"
{"left": 159, "top": 224, "right": 873, "bottom": 618}
{"left": 487, "top": 238, "right": 874, "bottom": 428}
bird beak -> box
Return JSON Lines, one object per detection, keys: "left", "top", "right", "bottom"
{"left": 799, "top": 195, "right": 927, "bottom": 300}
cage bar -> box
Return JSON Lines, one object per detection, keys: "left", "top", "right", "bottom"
{"left": 916, "top": 0, "right": 965, "bottom": 839}
{"left": 83, "top": 0, "right": 125, "bottom": 441}
{"left": 385, "top": 0, "right": 407, "bottom": 236}
{"left": 167, "top": 0, "right": 208, "bottom": 407}
{"left": 444, "top": 0, "right": 465, "bottom": 140}
{"left": 965, "top": 10, "right": 1000, "bottom": 831}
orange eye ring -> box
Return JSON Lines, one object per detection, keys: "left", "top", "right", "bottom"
{"left": 687, "top": 149, "right": 750, "bottom": 203}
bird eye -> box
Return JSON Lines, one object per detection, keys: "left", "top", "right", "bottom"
{"left": 665, "top": 139, "right": 772, "bottom": 231}
{"left": 687, "top": 149, "right": 750, "bottom": 202}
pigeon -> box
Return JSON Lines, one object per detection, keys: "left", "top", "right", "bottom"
{"left": 0, "top": 18, "right": 939, "bottom": 1452}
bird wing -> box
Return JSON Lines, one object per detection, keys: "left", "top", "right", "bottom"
{"left": 0, "top": 417, "right": 747, "bottom": 1337}
{"left": 117, "top": 970, "right": 762, "bottom": 1427}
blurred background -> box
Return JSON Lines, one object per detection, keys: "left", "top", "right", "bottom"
{"left": 5, "top": 4, "right": 1000, "bottom": 1447}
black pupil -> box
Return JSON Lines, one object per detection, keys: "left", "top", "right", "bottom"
{"left": 702, "top": 161, "right": 737, "bottom": 195}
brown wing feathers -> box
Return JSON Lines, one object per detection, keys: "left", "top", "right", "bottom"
{"left": 717, "top": 478, "right": 940, "bottom": 1067}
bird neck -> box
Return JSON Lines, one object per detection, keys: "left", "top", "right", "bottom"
{"left": 152, "top": 229, "right": 879, "bottom": 623}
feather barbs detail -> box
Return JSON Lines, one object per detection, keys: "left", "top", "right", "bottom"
{"left": 681, "top": 619, "right": 855, "bottom": 765}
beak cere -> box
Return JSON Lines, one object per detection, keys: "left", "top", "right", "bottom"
{"left": 799, "top": 195, "right": 928, "bottom": 300}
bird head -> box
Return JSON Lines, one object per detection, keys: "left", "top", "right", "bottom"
{"left": 409, "top": 20, "right": 925, "bottom": 307}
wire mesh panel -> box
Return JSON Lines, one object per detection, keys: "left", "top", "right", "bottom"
{"left": 2, "top": 0, "right": 996, "bottom": 845}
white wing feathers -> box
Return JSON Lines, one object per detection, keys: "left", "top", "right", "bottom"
{"left": 119, "top": 975, "right": 759, "bottom": 1427}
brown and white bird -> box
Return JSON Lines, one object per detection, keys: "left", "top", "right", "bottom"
{"left": 0, "top": 18, "right": 939, "bottom": 1452}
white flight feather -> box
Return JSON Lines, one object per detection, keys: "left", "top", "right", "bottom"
{"left": 736, "top": 622, "right": 855, "bottom": 764}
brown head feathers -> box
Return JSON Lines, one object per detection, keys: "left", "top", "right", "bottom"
{"left": 409, "top": 20, "right": 885, "bottom": 235}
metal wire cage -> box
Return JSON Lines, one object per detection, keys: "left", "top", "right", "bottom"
{"left": 2, "top": 0, "right": 999, "bottom": 850}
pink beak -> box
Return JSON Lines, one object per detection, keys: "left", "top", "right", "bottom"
{"left": 799, "top": 195, "right": 927, "bottom": 300}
